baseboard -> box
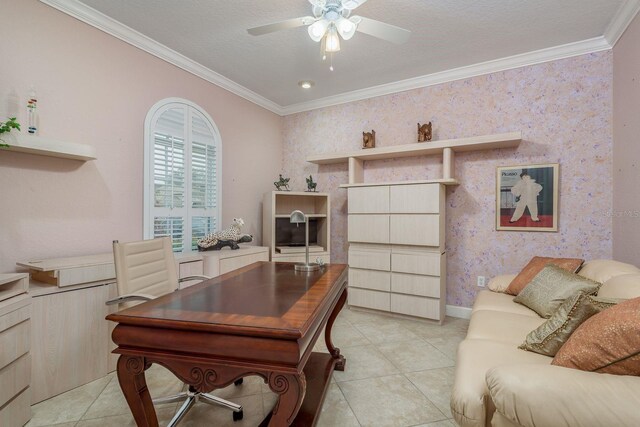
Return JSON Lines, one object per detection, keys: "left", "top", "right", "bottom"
{"left": 446, "top": 305, "right": 472, "bottom": 319}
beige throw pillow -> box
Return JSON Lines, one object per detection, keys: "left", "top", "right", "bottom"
{"left": 552, "top": 296, "right": 640, "bottom": 375}
{"left": 487, "top": 274, "right": 518, "bottom": 293}
{"left": 513, "top": 265, "right": 601, "bottom": 318}
{"left": 519, "top": 293, "right": 617, "bottom": 356}
{"left": 505, "top": 256, "right": 584, "bottom": 296}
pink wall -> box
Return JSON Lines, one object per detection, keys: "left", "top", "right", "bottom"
{"left": 613, "top": 13, "right": 640, "bottom": 266}
{"left": 0, "top": 0, "right": 282, "bottom": 273}
{"left": 283, "top": 52, "right": 613, "bottom": 308}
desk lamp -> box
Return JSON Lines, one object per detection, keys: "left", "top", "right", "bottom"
{"left": 290, "top": 210, "right": 321, "bottom": 272}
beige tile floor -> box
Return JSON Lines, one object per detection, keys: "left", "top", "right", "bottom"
{"left": 26, "top": 308, "right": 468, "bottom": 427}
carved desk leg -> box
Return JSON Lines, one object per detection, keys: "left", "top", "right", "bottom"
{"left": 325, "top": 287, "right": 347, "bottom": 371}
{"left": 117, "top": 355, "right": 158, "bottom": 427}
{"left": 268, "top": 372, "right": 306, "bottom": 426}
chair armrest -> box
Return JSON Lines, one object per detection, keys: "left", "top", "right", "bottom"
{"left": 105, "top": 293, "right": 155, "bottom": 306}
{"left": 179, "top": 275, "right": 212, "bottom": 283}
{"left": 487, "top": 364, "right": 640, "bottom": 427}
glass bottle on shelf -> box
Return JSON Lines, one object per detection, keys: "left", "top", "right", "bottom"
{"left": 27, "top": 88, "right": 38, "bottom": 135}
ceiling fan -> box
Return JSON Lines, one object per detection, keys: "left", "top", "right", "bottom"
{"left": 247, "top": 0, "right": 411, "bottom": 57}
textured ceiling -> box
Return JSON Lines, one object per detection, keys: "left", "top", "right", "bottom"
{"left": 79, "top": 0, "right": 623, "bottom": 107}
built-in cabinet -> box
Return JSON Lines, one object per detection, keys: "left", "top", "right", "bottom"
{"left": 347, "top": 183, "right": 446, "bottom": 323}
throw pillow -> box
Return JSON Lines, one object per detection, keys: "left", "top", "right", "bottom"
{"left": 505, "top": 256, "right": 584, "bottom": 296}
{"left": 552, "top": 296, "right": 640, "bottom": 375}
{"left": 519, "top": 293, "right": 617, "bottom": 356}
{"left": 513, "top": 265, "right": 601, "bottom": 318}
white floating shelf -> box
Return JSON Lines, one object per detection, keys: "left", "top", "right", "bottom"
{"left": 1, "top": 133, "right": 96, "bottom": 161}
{"left": 339, "top": 179, "right": 460, "bottom": 188}
{"left": 306, "top": 131, "right": 521, "bottom": 186}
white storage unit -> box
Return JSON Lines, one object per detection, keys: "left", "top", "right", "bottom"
{"left": 347, "top": 183, "right": 446, "bottom": 323}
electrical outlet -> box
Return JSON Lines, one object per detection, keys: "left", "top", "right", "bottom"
{"left": 477, "top": 276, "right": 486, "bottom": 288}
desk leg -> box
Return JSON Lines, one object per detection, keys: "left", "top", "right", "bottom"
{"left": 325, "top": 287, "right": 347, "bottom": 371}
{"left": 117, "top": 355, "right": 158, "bottom": 427}
{"left": 267, "top": 372, "right": 306, "bottom": 426}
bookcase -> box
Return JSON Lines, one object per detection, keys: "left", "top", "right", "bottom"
{"left": 262, "top": 191, "right": 331, "bottom": 263}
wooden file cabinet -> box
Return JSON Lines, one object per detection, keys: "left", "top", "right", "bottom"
{"left": 347, "top": 183, "right": 446, "bottom": 323}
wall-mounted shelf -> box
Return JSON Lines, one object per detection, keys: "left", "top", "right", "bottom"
{"left": 1, "top": 133, "right": 96, "bottom": 161}
{"left": 307, "top": 131, "right": 521, "bottom": 185}
{"left": 339, "top": 179, "right": 460, "bottom": 188}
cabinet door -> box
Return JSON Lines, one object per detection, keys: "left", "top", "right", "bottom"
{"left": 348, "top": 186, "right": 389, "bottom": 213}
{"left": 390, "top": 215, "right": 441, "bottom": 247}
{"left": 348, "top": 215, "right": 389, "bottom": 244}
{"left": 179, "top": 260, "right": 204, "bottom": 289}
{"left": 390, "top": 184, "right": 441, "bottom": 213}
{"left": 348, "top": 244, "right": 391, "bottom": 271}
{"left": 220, "top": 252, "right": 269, "bottom": 275}
{"left": 348, "top": 288, "right": 390, "bottom": 312}
{"left": 349, "top": 268, "right": 391, "bottom": 292}
{"left": 30, "top": 285, "right": 110, "bottom": 404}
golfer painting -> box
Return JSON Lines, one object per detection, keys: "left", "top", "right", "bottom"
{"left": 496, "top": 164, "right": 559, "bottom": 232}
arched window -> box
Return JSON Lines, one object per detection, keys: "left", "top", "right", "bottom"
{"left": 144, "top": 98, "right": 221, "bottom": 252}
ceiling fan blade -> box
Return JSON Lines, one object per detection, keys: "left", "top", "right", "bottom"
{"left": 354, "top": 16, "right": 411, "bottom": 44}
{"left": 247, "top": 16, "right": 315, "bottom": 36}
{"left": 342, "top": 0, "right": 368, "bottom": 10}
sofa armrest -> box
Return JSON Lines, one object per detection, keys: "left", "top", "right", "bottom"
{"left": 487, "top": 274, "right": 517, "bottom": 293}
{"left": 487, "top": 364, "right": 640, "bottom": 427}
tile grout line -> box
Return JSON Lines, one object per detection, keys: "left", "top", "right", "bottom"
{"left": 75, "top": 374, "right": 115, "bottom": 425}
{"left": 334, "top": 379, "right": 364, "bottom": 427}
{"left": 403, "top": 371, "right": 450, "bottom": 423}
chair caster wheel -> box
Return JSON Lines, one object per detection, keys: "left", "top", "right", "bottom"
{"left": 234, "top": 378, "right": 243, "bottom": 386}
{"left": 233, "top": 410, "right": 244, "bottom": 421}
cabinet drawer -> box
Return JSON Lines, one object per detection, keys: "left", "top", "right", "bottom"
{"left": 390, "top": 215, "right": 441, "bottom": 247}
{"left": 0, "top": 354, "right": 30, "bottom": 408}
{"left": 392, "top": 247, "right": 443, "bottom": 276}
{"left": 273, "top": 254, "right": 330, "bottom": 264}
{"left": 390, "top": 184, "right": 441, "bottom": 213}
{"left": 0, "top": 319, "right": 30, "bottom": 370}
{"left": 349, "top": 269, "right": 390, "bottom": 292}
{"left": 391, "top": 293, "right": 441, "bottom": 320}
{"left": 220, "top": 252, "right": 269, "bottom": 275}
{"left": 348, "top": 186, "right": 389, "bottom": 213}
{"left": 391, "top": 273, "right": 441, "bottom": 298}
{"left": 349, "top": 244, "right": 391, "bottom": 271}
{"left": 348, "top": 288, "right": 390, "bottom": 312}
{"left": 0, "top": 305, "right": 30, "bottom": 334}
{"left": 0, "top": 387, "right": 30, "bottom": 427}
{"left": 348, "top": 215, "right": 389, "bottom": 244}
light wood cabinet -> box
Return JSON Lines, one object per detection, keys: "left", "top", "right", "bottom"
{"left": 347, "top": 183, "right": 446, "bottom": 323}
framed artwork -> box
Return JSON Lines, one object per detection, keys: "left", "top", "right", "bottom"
{"left": 496, "top": 163, "right": 559, "bottom": 232}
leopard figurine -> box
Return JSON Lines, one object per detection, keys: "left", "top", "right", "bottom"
{"left": 197, "top": 218, "right": 245, "bottom": 250}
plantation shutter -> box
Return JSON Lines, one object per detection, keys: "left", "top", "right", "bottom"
{"left": 146, "top": 101, "right": 221, "bottom": 252}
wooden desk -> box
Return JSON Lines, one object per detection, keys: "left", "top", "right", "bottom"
{"left": 107, "top": 262, "right": 348, "bottom": 427}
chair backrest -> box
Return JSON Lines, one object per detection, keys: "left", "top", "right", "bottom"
{"left": 112, "top": 237, "right": 179, "bottom": 299}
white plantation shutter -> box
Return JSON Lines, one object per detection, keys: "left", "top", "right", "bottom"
{"left": 144, "top": 100, "right": 221, "bottom": 252}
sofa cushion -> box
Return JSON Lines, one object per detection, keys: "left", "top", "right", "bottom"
{"left": 472, "top": 290, "right": 539, "bottom": 318}
{"left": 487, "top": 274, "right": 517, "bottom": 293}
{"left": 598, "top": 273, "right": 640, "bottom": 300}
{"left": 513, "top": 265, "right": 601, "bottom": 318}
{"left": 519, "top": 293, "right": 617, "bottom": 357}
{"left": 552, "top": 296, "right": 640, "bottom": 375}
{"left": 467, "top": 310, "right": 545, "bottom": 345}
{"left": 578, "top": 259, "right": 640, "bottom": 284}
{"left": 505, "top": 256, "right": 584, "bottom": 296}
{"left": 451, "top": 339, "right": 551, "bottom": 427}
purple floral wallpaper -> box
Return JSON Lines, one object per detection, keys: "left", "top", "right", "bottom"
{"left": 282, "top": 52, "right": 613, "bottom": 308}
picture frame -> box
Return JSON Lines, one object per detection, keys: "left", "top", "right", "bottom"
{"left": 496, "top": 163, "right": 559, "bottom": 232}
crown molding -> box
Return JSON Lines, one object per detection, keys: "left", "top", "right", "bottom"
{"left": 39, "top": 0, "right": 285, "bottom": 115}
{"left": 281, "top": 36, "right": 612, "bottom": 115}
{"left": 604, "top": 0, "right": 640, "bottom": 46}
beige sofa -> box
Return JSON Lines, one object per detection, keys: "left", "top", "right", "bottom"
{"left": 451, "top": 259, "right": 640, "bottom": 427}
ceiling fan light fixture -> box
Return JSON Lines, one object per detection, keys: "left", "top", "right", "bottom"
{"left": 342, "top": 0, "right": 367, "bottom": 10}
{"left": 324, "top": 26, "right": 341, "bottom": 52}
{"left": 336, "top": 16, "right": 357, "bottom": 40}
{"left": 308, "top": 19, "right": 329, "bottom": 42}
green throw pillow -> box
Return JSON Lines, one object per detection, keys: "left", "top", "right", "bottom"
{"left": 519, "top": 293, "right": 618, "bottom": 356}
{"left": 513, "top": 264, "right": 601, "bottom": 318}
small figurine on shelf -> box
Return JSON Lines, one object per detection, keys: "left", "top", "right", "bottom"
{"left": 274, "top": 174, "right": 291, "bottom": 191}
{"left": 362, "top": 130, "right": 376, "bottom": 149}
{"left": 27, "top": 88, "right": 38, "bottom": 135}
{"left": 305, "top": 175, "right": 318, "bottom": 192}
{"left": 418, "top": 122, "right": 432, "bottom": 142}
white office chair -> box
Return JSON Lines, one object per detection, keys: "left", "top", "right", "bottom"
{"left": 106, "top": 237, "right": 244, "bottom": 426}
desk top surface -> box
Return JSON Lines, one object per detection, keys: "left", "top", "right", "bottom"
{"left": 107, "top": 262, "right": 347, "bottom": 339}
